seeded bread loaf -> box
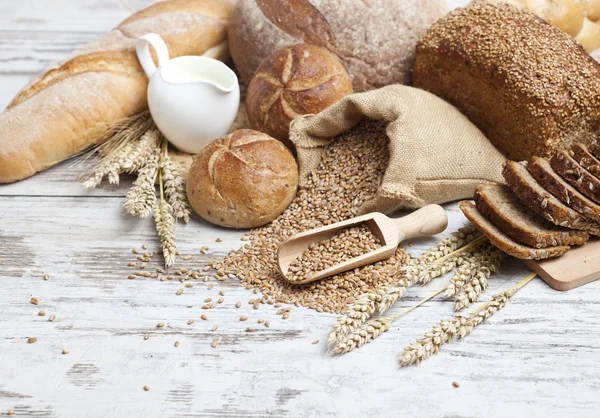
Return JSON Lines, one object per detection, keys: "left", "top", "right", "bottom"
{"left": 550, "top": 151, "right": 600, "bottom": 203}
{"left": 474, "top": 183, "right": 589, "bottom": 248}
{"left": 503, "top": 161, "right": 600, "bottom": 234}
{"left": 459, "top": 201, "right": 570, "bottom": 260}
{"left": 413, "top": 1, "right": 600, "bottom": 161}
{"left": 528, "top": 156, "right": 600, "bottom": 223}
{"left": 570, "top": 143, "right": 600, "bottom": 178}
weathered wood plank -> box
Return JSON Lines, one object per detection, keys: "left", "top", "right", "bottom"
{"left": 1, "top": 0, "right": 600, "bottom": 417}
{"left": 1, "top": 197, "right": 600, "bottom": 417}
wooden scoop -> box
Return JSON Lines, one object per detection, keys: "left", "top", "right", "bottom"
{"left": 277, "top": 204, "right": 448, "bottom": 284}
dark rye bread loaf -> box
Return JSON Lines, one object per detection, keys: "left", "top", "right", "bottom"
{"left": 503, "top": 161, "right": 600, "bottom": 235}
{"left": 413, "top": 1, "right": 600, "bottom": 161}
{"left": 459, "top": 201, "right": 570, "bottom": 260}
{"left": 570, "top": 143, "right": 600, "bottom": 178}
{"left": 528, "top": 156, "right": 600, "bottom": 222}
{"left": 475, "top": 183, "right": 589, "bottom": 248}
{"left": 550, "top": 151, "right": 600, "bottom": 203}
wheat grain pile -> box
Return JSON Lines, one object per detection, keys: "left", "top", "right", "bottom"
{"left": 286, "top": 224, "right": 382, "bottom": 283}
{"left": 222, "top": 120, "right": 410, "bottom": 314}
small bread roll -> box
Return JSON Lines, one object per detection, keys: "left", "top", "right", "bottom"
{"left": 246, "top": 44, "right": 353, "bottom": 149}
{"left": 576, "top": 17, "right": 600, "bottom": 51}
{"left": 544, "top": 0, "right": 585, "bottom": 36}
{"left": 584, "top": 0, "right": 600, "bottom": 21}
{"left": 186, "top": 130, "right": 298, "bottom": 229}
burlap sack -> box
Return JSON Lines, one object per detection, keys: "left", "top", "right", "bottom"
{"left": 289, "top": 84, "right": 506, "bottom": 214}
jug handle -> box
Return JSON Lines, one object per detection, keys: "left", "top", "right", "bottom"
{"left": 136, "top": 33, "right": 170, "bottom": 79}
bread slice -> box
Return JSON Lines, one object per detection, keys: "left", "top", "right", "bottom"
{"left": 503, "top": 160, "right": 600, "bottom": 234}
{"left": 550, "top": 151, "right": 600, "bottom": 203}
{"left": 475, "top": 183, "right": 589, "bottom": 248}
{"left": 570, "top": 143, "right": 600, "bottom": 178}
{"left": 459, "top": 201, "right": 570, "bottom": 260}
{"left": 528, "top": 156, "right": 600, "bottom": 222}
{"left": 589, "top": 140, "right": 600, "bottom": 160}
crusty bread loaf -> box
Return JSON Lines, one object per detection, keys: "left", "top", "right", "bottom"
{"left": 474, "top": 183, "right": 588, "bottom": 248}
{"left": 186, "top": 130, "right": 298, "bottom": 229}
{"left": 228, "top": 0, "right": 447, "bottom": 92}
{"left": 246, "top": 44, "right": 352, "bottom": 148}
{"left": 0, "top": 0, "right": 236, "bottom": 184}
{"left": 459, "top": 201, "right": 570, "bottom": 260}
{"left": 413, "top": 1, "right": 600, "bottom": 161}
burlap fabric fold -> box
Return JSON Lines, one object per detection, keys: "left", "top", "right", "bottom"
{"left": 289, "top": 84, "right": 506, "bottom": 214}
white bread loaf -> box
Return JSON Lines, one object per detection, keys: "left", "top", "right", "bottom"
{"left": 0, "top": 0, "right": 236, "bottom": 184}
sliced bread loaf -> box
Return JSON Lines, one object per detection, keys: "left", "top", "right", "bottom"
{"left": 550, "top": 150, "right": 600, "bottom": 203}
{"left": 503, "top": 160, "right": 600, "bottom": 234}
{"left": 459, "top": 201, "right": 570, "bottom": 260}
{"left": 570, "top": 143, "right": 600, "bottom": 178}
{"left": 475, "top": 183, "right": 589, "bottom": 248}
{"left": 528, "top": 156, "right": 600, "bottom": 223}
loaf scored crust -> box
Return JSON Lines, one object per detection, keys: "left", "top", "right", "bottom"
{"left": 0, "top": 0, "right": 236, "bottom": 184}
{"left": 502, "top": 161, "right": 600, "bottom": 235}
{"left": 413, "top": 1, "right": 600, "bottom": 161}
{"left": 570, "top": 143, "right": 600, "bottom": 178}
{"left": 228, "top": 0, "right": 447, "bottom": 91}
{"left": 474, "top": 183, "right": 589, "bottom": 248}
{"left": 459, "top": 201, "right": 570, "bottom": 260}
{"left": 528, "top": 156, "right": 600, "bottom": 223}
{"left": 550, "top": 150, "right": 600, "bottom": 203}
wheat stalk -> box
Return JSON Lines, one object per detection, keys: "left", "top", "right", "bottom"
{"left": 399, "top": 272, "right": 537, "bottom": 367}
{"left": 124, "top": 148, "right": 159, "bottom": 218}
{"left": 327, "top": 230, "right": 487, "bottom": 349}
{"left": 80, "top": 113, "right": 156, "bottom": 187}
{"left": 160, "top": 141, "right": 192, "bottom": 223}
{"left": 122, "top": 129, "right": 161, "bottom": 173}
{"left": 331, "top": 316, "right": 393, "bottom": 355}
{"left": 154, "top": 149, "right": 177, "bottom": 268}
{"left": 454, "top": 246, "right": 503, "bottom": 312}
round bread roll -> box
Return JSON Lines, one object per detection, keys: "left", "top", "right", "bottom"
{"left": 228, "top": 0, "right": 447, "bottom": 92}
{"left": 413, "top": 1, "right": 600, "bottom": 161}
{"left": 496, "top": 0, "right": 600, "bottom": 50}
{"left": 246, "top": 44, "right": 353, "bottom": 148}
{"left": 186, "top": 129, "right": 298, "bottom": 229}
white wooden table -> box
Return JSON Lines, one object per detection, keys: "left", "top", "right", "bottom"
{"left": 1, "top": 1, "right": 599, "bottom": 417}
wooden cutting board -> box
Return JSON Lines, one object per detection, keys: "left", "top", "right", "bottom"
{"left": 523, "top": 238, "right": 600, "bottom": 291}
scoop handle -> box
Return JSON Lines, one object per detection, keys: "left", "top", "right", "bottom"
{"left": 395, "top": 204, "right": 448, "bottom": 240}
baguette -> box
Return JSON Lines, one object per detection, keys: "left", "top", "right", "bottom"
{"left": 0, "top": 0, "right": 236, "bottom": 184}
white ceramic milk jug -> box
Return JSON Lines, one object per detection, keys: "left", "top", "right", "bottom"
{"left": 136, "top": 33, "right": 240, "bottom": 154}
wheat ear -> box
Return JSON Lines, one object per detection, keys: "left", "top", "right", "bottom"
{"left": 328, "top": 231, "right": 487, "bottom": 349}
{"left": 454, "top": 246, "right": 503, "bottom": 312}
{"left": 160, "top": 141, "right": 192, "bottom": 223}
{"left": 154, "top": 147, "right": 177, "bottom": 268}
{"left": 124, "top": 148, "right": 159, "bottom": 218}
{"left": 399, "top": 272, "right": 537, "bottom": 367}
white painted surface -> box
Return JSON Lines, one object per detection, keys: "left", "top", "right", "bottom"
{"left": 0, "top": 1, "right": 599, "bottom": 417}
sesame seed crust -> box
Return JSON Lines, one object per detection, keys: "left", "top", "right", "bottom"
{"left": 413, "top": 1, "right": 600, "bottom": 161}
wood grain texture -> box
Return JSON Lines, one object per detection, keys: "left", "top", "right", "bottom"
{"left": 1, "top": 1, "right": 600, "bottom": 417}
